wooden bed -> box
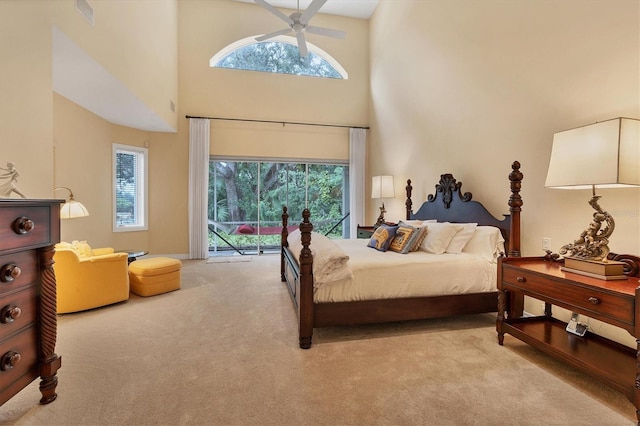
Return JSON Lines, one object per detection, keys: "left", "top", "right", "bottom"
{"left": 280, "top": 161, "right": 524, "bottom": 349}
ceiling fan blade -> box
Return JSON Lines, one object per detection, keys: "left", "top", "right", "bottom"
{"left": 306, "top": 26, "right": 346, "bottom": 39}
{"left": 296, "top": 32, "right": 308, "bottom": 57}
{"left": 255, "top": 28, "right": 292, "bottom": 42}
{"left": 255, "top": 0, "right": 294, "bottom": 25}
{"left": 299, "top": 0, "right": 327, "bottom": 25}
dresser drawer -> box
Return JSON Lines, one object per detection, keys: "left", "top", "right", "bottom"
{"left": 502, "top": 267, "right": 634, "bottom": 324}
{"left": 0, "top": 251, "right": 37, "bottom": 296}
{"left": 0, "top": 206, "right": 54, "bottom": 252}
{"left": 0, "top": 325, "right": 38, "bottom": 394}
{"left": 0, "top": 286, "right": 37, "bottom": 341}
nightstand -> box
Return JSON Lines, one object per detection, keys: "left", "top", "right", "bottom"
{"left": 496, "top": 255, "right": 640, "bottom": 423}
{"left": 356, "top": 225, "right": 375, "bottom": 239}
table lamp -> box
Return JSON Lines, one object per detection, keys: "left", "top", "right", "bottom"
{"left": 372, "top": 175, "right": 394, "bottom": 227}
{"left": 545, "top": 117, "right": 639, "bottom": 273}
{"left": 54, "top": 186, "right": 90, "bottom": 219}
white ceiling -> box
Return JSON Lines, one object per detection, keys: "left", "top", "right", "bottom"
{"left": 233, "top": 0, "right": 379, "bottom": 19}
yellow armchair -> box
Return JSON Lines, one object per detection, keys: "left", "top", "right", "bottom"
{"left": 54, "top": 241, "right": 130, "bottom": 314}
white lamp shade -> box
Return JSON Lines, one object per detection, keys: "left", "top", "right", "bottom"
{"left": 371, "top": 175, "right": 395, "bottom": 199}
{"left": 545, "top": 117, "right": 640, "bottom": 189}
{"left": 60, "top": 200, "right": 90, "bottom": 219}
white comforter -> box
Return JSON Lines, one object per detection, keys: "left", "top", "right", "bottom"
{"left": 287, "top": 233, "right": 498, "bottom": 304}
{"left": 315, "top": 239, "right": 496, "bottom": 303}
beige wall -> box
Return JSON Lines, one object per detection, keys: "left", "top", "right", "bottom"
{"left": 1, "top": 0, "right": 179, "bottom": 250}
{"left": 51, "top": 0, "right": 179, "bottom": 130}
{"left": 178, "top": 0, "right": 369, "bottom": 165}
{"left": 53, "top": 94, "right": 152, "bottom": 249}
{"left": 0, "top": 1, "right": 54, "bottom": 198}
{"left": 369, "top": 0, "right": 640, "bottom": 346}
{"left": 178, "top": 0, "right": 369, "bottom": 128}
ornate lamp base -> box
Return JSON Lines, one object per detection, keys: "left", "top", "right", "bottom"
{"left": 374, "top": 202, "right": 386, "bottom": 228}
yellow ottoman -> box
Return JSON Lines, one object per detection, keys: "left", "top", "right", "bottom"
{"left": 128, "top": 257, "right": 181, "bottom": 297}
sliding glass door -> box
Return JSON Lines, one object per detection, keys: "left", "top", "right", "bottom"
{"left": 208, "top": 159, "right": 349, "bottom": 254}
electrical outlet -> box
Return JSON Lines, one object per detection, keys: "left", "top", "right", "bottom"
{"left": 542, "top": 237, "right": 551, "bottom": 251}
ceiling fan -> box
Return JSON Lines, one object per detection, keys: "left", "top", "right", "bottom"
{"left": 254, "top": 0, "right": 346, "bottom": 57}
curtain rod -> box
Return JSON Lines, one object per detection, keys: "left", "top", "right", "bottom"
{"left": 185, "top": 115, "right": 369, "bottom": 130}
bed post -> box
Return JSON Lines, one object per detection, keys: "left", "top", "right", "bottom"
{"left": 281, "top": 206, "right": 289, "bottom": 282}
{"left": 505, "top": 161, "right": 525, "bottom": 318}
{"left": 405, "top": 179, "right": 413, "bottom": 220}
{"left": 508, "top": 161, "right": 523, "bottom": 258}
{"left": 298, "top": 209, "right": 314, "bottom": 349}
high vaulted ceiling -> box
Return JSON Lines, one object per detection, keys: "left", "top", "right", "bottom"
{"left": 232, "top": 0, "right": 379, "bottom": 19}
{"left": 53, "top": 1, "right": 379, "bottom": 133}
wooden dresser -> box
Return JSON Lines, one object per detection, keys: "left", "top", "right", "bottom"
{"left": 0, "top": 199, "right": 62, "bottom": 406}
{"left": 497, "top": 255, "right": 640, "bottom": 423}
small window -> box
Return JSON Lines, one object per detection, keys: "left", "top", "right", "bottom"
{"left": 210, "top": 35, "right": 348, "bottom": 79}
{"left": 113, "top": 144, "right": 148, "bottom": 232}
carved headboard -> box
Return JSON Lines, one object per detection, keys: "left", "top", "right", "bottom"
{"left": 404, "top": 162, "right": 523, "bottom": 256}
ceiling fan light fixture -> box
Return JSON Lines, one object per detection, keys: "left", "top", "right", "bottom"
{"left": 254, "top": 0, "right": 345, "bottom": 57}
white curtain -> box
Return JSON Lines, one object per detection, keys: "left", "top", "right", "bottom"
{"left": 188, "top": 118, "right": 210, "bottom": 259}
{"left": 349, "top": 128, "right": 366, "bottom": 238}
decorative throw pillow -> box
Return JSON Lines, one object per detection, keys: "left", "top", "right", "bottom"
{"left": 409, "top": 226, "right": 429, "bottom": 252}
{"left": 367, "top": 224, "right": 399, "bottom": 252}
{"left": 398, "top": 221, "right": 429, "bottom": 252}
{"left": 389, "top": 225, "right": 416, "bottom": 254}
{"left": 71, "top": 240, "right": 93, "bottom": 258}
{"left": 445, "top": 223, "right": 478, "bottom": 254}
{"left": 419, "top": 223, "right": 463, "bottom": 254}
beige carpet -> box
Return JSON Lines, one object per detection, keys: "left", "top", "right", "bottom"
{"left": 0, "top": 255, "right": 635, "bottom": 425}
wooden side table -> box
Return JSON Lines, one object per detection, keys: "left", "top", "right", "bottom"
{"left": 356, "top": 225, "right": 375, "bottom": 239}
{"left": 125, "top": 250, "right": 149, "bottom": 264}
{"left": 497, "top": 255, "right": 640, "bottom": 423}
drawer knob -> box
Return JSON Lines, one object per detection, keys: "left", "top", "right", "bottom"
{"left": 588, "top": 297, "right": 601, "bottom": 305}
{"left": 0, "top": 305, "right": 22, "bottom": 323}
{"left": 1, "top": 351, "right": 22, "bottom": 371}
{"left": 516, "top": 276, "right": 527, "bottom": 283}
{"left": 12, "top": 216, "right": 35, "bottom": 235}
{"left": 0, "top": 264, "right": 21, "bottom": 283}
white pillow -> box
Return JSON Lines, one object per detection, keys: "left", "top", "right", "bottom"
{"left": 462, "top": 226, "right": 505, "bottom": 262}
{"left": 445, "top": 223, "right": 478, "bottom": 254}
{"left": 420, "top": 223, "right": 463, "bottom": 254}
{"left": 402, "top": 219, "right": 437, "bottom": 226}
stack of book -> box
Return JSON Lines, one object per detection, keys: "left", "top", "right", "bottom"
{"left": 561, "top": 257, "right": 627, "bottom": 280}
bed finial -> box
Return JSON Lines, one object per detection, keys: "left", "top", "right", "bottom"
{"left": 508, "top": 161, "right": 523, "bottom": 257}
{"left": 300, "top": 209, "right": 314, "bottom": 262}
{"left": 405, "top": 179, "right": 413, "bottom": 220}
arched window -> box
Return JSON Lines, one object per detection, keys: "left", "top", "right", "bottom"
{"left": 210, "top": 35, "right": 348, "bottom": 79}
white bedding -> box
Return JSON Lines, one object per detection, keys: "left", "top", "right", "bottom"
{"left": 313, "top": 239, "right": 497, "bottom": 303}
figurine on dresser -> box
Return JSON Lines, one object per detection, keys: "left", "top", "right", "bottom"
{"left": 0, "top": 162, "right": 27, "bottom": 198}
